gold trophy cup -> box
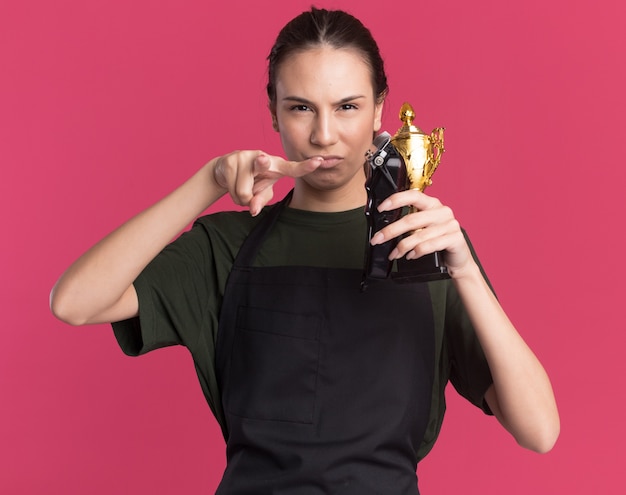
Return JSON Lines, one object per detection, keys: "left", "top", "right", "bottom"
{"left": 391, "top": 102, "right": 445, "bottom": 196}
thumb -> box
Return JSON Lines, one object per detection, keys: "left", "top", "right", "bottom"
{"left": 249, "top": 186, "right": 274, "bottom": 217}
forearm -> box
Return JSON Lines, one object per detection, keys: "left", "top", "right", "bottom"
{"left": 50, "top": 160, "right": 226, "bottom": 325}
{"left": 452, "top": 263, "right": 560, "bottom": 453}
{"left": 371, "top": 189, "right": 560, "bottom": 451}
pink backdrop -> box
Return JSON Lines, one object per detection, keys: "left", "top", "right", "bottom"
{"left": 2, "top": 0, "right": 625, "bottom": 493}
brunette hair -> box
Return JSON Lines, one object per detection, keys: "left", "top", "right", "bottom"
{"left": 267, "top": 8, "right": 388, "bottom": 110}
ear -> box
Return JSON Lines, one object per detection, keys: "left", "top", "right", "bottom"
{"left": 373, "top": 99, "right": 384, "bottom": 132}
{"left": 270, "top": 107, "right": 279, "bottom": 132}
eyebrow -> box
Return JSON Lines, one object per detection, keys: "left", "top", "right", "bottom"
{"left": 281, "top": 95, "right": 367, "bottom": 106}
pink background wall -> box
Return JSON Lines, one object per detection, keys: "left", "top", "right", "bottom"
{"left": 2, "top": 0, "right": 625, "bottom": 492}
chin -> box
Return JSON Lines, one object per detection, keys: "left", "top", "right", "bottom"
{"left": 300, "top": 169, "right": 366, "bottom": 193}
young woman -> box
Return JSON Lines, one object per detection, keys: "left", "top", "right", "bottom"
{"left": 50, "top": 8, "right": 559, "bottom": 494}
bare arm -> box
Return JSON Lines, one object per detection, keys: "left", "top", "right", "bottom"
{"left": 50, "top": 152, "right": 323, "bottom": 326}
{"left": 371, "top": 190, "right": 560, "bottom": 453}
{"left": 50, "top": 160, "right": 225, "bottom": 325}
{"left": 450, "top": 263, "right": 560, "bottom": 453}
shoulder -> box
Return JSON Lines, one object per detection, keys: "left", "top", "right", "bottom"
{"left": 185, "top": 208, "right": 270, "bottom": 261}
{"left": 195, "top": 209, "right": 263, "bottom": 232}
{"left": 192, "top": 207, "right": 274, "bottom": 242}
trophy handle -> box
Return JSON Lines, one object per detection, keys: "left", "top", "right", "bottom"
{"left": 423, "top": 127, "right": 445, "bottom": 189}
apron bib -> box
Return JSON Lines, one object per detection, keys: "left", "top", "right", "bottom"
{"left": 215, "top": 194, "right": 435, "bottom": 494}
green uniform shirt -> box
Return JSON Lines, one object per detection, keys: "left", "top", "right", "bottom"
{"left": 112, "top": 203, "right": 493, "bottom": 460}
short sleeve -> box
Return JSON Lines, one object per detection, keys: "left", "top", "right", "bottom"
{"left": 109, "top": 210, "right": 259, "bottom": 433}
{"left": 111, "top": 222, "right": 217, "bottom": 357}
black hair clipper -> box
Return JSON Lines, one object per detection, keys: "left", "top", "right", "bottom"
{"left": 362, "top": 132, "right": 408, "bottom": 287}
{"left": 362, "top": 131, "right": 449, "bottom": 290}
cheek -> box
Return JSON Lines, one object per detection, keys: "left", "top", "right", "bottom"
{"left": 279, "top": 127, "right": 304, "bottom": 160}
{"left": 279, "top": 135, "right": 295, "bottom": 158}
{"left": 350, "top": 118, "right": 378, "bottom": 146}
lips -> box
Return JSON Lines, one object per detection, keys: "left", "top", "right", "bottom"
{"left": 309, "top": 155, "right": 343, "bottom": 169}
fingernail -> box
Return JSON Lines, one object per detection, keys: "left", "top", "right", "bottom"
{"left": 388, "top": 248, "right": 399, "bottom": 260}
{"left": 377, "top": 200, "right": 390, "bottom": 212}
{"left": 370, "top": 232, "right": 384, "bottom": 245}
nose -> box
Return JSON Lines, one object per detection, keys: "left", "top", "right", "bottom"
{"left": 310, "top": 111, "right": 338, "bottom": 147}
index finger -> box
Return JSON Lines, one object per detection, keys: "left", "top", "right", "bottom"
{"left": 269, "top": 156, "right": 324, "bottom": 178}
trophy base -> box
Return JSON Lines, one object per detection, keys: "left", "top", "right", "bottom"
{"left": 391, "top": 251, "right": 450, "bottom": 283}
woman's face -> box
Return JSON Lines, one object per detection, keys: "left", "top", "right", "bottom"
{"left": 272, "top": 46, "right": 384, "bottom": 203}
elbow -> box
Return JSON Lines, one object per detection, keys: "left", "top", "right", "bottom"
{"left": 536, "top": 422, "right": 560, "bottom": 454}
{"left": 518, "top": 417, "right": 560, "bottom": 454}
{"left": 487, "top": 380, "right": 560, "bottom": 454}
{"left": 49, "top": 286, "right": 88, "bottom": 326}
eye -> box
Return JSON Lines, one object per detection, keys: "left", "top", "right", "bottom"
{"left": 339, "top": 103, "right": 358, "bottom": 111}
{"left": 290, "top": 104, "right": 311, "bottom": 112}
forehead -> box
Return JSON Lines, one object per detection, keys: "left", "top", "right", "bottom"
{"left": 275, "top": 46, "right": 374, "bottom": 99}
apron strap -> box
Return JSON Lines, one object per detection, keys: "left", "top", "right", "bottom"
{"left": 232, "top": 190, "right": 293, "bottom": 268}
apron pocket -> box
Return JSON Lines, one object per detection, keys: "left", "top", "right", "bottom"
{"left": 225, "top": 305, "right": 321, "bottom": 424}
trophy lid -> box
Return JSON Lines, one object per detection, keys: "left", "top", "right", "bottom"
{"left": 395, "top": 102, "right": 425, "bottom": 137}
